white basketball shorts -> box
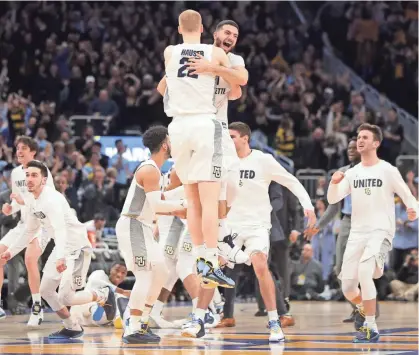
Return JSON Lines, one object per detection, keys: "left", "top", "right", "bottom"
{"left": 231, "top": 227, "right": 270, "bottom": 258}
{"left": 168, "top": 114, "right": 224, "bottom": 184}
{"left": 116, "top": 216, "right": 164, "bottom": 272}
{"left": 0, "top": 221, "right": 50, "bottom": 253}
{"left": 340, "top": 231, "right": 392, "bottom": 280}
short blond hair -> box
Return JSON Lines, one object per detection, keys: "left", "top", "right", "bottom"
{"left": 179, "top": 10, "right": 202, "bottom": 33}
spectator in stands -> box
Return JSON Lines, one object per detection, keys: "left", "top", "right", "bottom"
{"left": 83, "top": 152, "right": 103, "bottom": 181}
{"left": 391, "top": 200, "right": 419, "bottom": 272}
{"left": 380, "top": 109, "right": 404, "bottom": 164}
{"left": 406, "top": 170, "right": 418, "bottom": 198}
{"left": 88, "top": 89, "right": 119, "bottom": 122}
{"left": 84, "top": 213, "right": 106, "bottom": 248}
{"left": 389, "top": 249, "right": 418, "bottom": 301}
{"left": 315, "top": 176, "right": 326, "bottom": 198}
{"left": 311, "top": 199, "right": 336, "bottom": 284}
{"left": 75, "top": 125, "right": 96, "bottom": 156}
{"left": 290, "top": 244, "right": 324, "bottom": 300}
{"left": 110, "top": 139, "right": 131, "bottom": 186}
{"left": 275, "top": 116, "right": 295, "bottom": 158}
{"left": 80, "top": 166, "right": 118, "bottom": 224}
{"left": 91, "top": 142, "right": 109, "bottom": 170}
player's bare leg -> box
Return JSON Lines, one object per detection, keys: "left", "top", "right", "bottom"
{"left": 251, "top": 252, "right": 284, "bottom": 342}
{"left": 25, "top": 239, "right": 43, "bottom": 326}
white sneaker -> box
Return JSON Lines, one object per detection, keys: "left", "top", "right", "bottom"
{"left": 268, "top": 319, "right": 285, "bottom": 342}
{"left": 0, "top": 306, "right": 6, "bottom": 320}
{"left": 204, "top": 310, "right": 220, "bottom": 329}
{"left": 149, "top": 314, "right": 177, "bottom": 329}
{"left": 27, "top": 302, "right": 43, "bottom": 327}
{"left": 95, "top": 287, "right": 110, "bottom": 306}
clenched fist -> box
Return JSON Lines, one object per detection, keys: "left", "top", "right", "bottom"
{"left": 330, "top": 171, "right": 345, "bottom": 184}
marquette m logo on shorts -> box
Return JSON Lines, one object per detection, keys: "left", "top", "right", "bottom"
{"left": 165, "top": 245, "right": 174, "bottom": 255}
{"left": 213, "top": 166, "right": 221, "bottom": 178}
{"left": 135, "top": 256, "right": 146, "bottom": 267}
{"left": 183, "top": 242, "right": 192, "bottom": 252}
{"left": 73, "top": 276, "right": 82, "bottom": 287}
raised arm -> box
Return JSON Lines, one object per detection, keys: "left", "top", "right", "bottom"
{"left": 327, "top": 171, "right": 351, "bottom": 204}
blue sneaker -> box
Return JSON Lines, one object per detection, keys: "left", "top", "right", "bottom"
{"left": 0, "top": 306, "right": 6, "bottom": 320}
{"left": 353, "top": 326, "right": 380, "bottom": 343}
{"left": 268, "top": 320, "right": 285, "bottom": 342}
{"left": 49, "top": 327, "right": 84, "bottom": 339}
{"left": 204, "top": 310, "right": 220, "bottom": 329}
{"left": 122, "top": 323, "right": 161, "bottom": 344}
{"left": 196, "top": 257, "right": 210, "bottom": 275}
{"left": 181, "top": 315, "right": 205, "bottom": 338}
{"left": 202, "top": 264, "right": 235, "bottom": 288}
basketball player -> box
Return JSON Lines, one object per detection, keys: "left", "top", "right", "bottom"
{"left": 226, "top": 122, "right": 316, "bottom": 342}
{"left": 305, "top": 138, "right": 363, "bottom": 322}
{"left": 0, "top": 136, "right": 55, "bottom": 326}
{"left": 115, "top": 125, "right": 187, "bottom": 344}
{"left": 163, "top": 9, "right": 235, "bottom": 292}
{"left": 0, "top": 160, "right": 107, "bottom": 339}
{"left": 327, "top": 123, "right": 418, "bottom": 343}
{"left": 70, "top": 262, "right": 130, "bottom": 328}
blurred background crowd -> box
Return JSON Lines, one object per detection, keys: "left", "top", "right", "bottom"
{"left": 0, "top": 1, "right": 417, "bottom": 313}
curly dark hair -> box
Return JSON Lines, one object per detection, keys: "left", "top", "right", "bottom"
{"left": 142, "top": 125, "right": 168, "bottom": 154}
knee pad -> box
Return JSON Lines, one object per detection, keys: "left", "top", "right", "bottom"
{"left": 341, "top": 279, "right": 360, "bottom": 301}
{"left": 164, "top": 259, "right": 179, "bottom": 290}
{"left": 358, "top": 258, "right": 377, "bottom": 300}
{"left": 176, "top": 255, "right": 195, "bottom": 282}
{"left": 226, "top": 170, "right": 240, "bottom": 208}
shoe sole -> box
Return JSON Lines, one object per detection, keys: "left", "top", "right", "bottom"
{"left": 49, "top": 333, "right": 84, "bottom": 340}
{"left": 353, "top": 336, "right": 380, "bottom": 343}
{"left": 269, "top": 337, "right": 285, "bottom": 342}
{"left": 201, "top": 276, "right": 235, "bottom": 289}
{"left": 122, "top": 338, "right": 160, "bottom": 344}
{"left": 181, "top": 332, "right": 197, "bottom": 338}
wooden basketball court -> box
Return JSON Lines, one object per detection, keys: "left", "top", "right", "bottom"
{"left": 0, "top": 302, "right": 417, "bottom": 354}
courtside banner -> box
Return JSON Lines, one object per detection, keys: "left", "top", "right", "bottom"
{"left": 95, "top": 136, "right": 174, "bottom": 173}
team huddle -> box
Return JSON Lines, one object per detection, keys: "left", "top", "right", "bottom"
{"left": 0, "top": 9, "right": 417, "bottom": 346}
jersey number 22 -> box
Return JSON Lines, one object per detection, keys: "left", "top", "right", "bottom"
{"left": 177, "top": 57, "right": 198, "bottom": 79}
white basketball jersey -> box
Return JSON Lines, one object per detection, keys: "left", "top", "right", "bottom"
{"left": 121, "top": 159, "right": 163, "bottom": 225}
{"left": 214, "top": 53, "right": 245, "bottom": 124}
{"left": 11, "top": 164, "right": 55, "bottom": 222}
{"left": 164, "top": 44, "right": 217, "bottom": 117}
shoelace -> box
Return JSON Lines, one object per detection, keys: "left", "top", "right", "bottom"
{"left": 214, "top": 268, "right": 232, "bottom": 281}
{"left": 358, "top": 326, "right": 371, "bottom": 339}
{"left": 268, "top": 320, "right": 280, "bottom": 331}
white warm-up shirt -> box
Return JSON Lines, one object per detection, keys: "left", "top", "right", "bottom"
{"left": 85, "top": 270, "right": 117, "bottom": 292}
{"left": 214, "top": 52, "right": 245, "bottom": 124}
{"left": 10, "top": 165, "right": 55, "bottom": 220}
{"left": 228, "top": 150, "right": 314, "bottom": 230}
{"left": 327, "top": 160, "right": 419, "bottom": 239}
{"left": 9, "top": 186, "right": 90, "bottom": 259}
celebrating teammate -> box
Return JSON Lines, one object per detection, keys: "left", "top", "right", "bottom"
{"left": 1, "top": 160, "right": 107, "bottom": 339}
{"left": 327, "top": 123, "right": 418, "bottom": 343}
{"left": 226, "top": 122, "right": 316, "bottom": 342}
{"left": 115, "top": 125, "right": 186, "bottom": 344}
{"left": 0, "top": 136, "right": 55, "bottom": 326}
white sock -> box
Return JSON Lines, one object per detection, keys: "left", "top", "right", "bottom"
{"left": 192, "top": 297, "right": 198, "bottom": 313}
{"left": 365, "top": 315, "right": 377, "bottom": 330}
{"left": 268, "top": 310, "right": 279, "bottom": 322}
{"left": 140, "top": 305, "right": 152, "bottom": 323}
{"left": 218, "top": 219, "right": 229, "bottom": 240}
{"left": 208, "top": 301, "right": 216, "bottom": 314}
{"left": 32, "top": 293, "right": 41, "bottom": 304}
{"left": 195, "top": 308, "right": 206, "bottom": 322}
{"left": 206, "top": 248, "right": 219, "bottom": 268}
{"left": 130, "top": 315, "right": 142, "bottom": 332}
{"left": 151, "top": 300, "right": 164, "bottom": 316}
{"left": 213, "top": 288, "right": 222, "bottom": 305}
{"left": 196, "top": 244, "right": 206, "bottom": 259}
{"left": 63, "top": 316, "right": 81, "bottom": 330}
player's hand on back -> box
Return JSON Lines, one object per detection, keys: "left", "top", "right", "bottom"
{"left": 2, "top": 203, "right": 12, "bottom": 216}
{"left": 330, "top": 171, "right": 345, "bottom": 184}
{"left": 304, "top": 209, "right": 316, "bottom": 229}
{"left": 187, "top": 54, "right": 212, "bottom": 75}
{"left": 407, "top": 208, "right": 417, "bottom": 221}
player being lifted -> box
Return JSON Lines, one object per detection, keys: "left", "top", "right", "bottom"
{"left": 0, "top": 136, "right": 55, "bottom": 326}
{"left": 327, "top": 124, "right": 418, "bottom": 343}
